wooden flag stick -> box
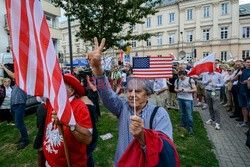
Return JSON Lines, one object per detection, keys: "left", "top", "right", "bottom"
{"left": 133, "top": 89, "right": 136, "bottom": 115}
{"left": 58, "top": 124, "right": 71, "bottom": 167}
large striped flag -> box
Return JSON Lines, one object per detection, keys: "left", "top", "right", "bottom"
{"left": 132, "top": 56, "right": 172, "bottom": 78}
{"left": 5, "top": 0, "right": 76, "bottom": 125}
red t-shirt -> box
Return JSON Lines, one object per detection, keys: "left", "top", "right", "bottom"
{"left": 43, "top": 98, "right": 92, "bottom": 167}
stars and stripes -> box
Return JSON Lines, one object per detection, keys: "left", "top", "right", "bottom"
{"left": 132, "top": 56, "right": 172, "bottom": 78}
{"left": 5, "top": 0, "right": 75, "bottom": 125}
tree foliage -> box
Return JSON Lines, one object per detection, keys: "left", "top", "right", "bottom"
{"left": 53, "top": 0, "right": 163, "bottom": 51}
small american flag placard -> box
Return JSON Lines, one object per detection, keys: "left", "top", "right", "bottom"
{"left": 132, "top": 56, "right": 172, "bottom": 78}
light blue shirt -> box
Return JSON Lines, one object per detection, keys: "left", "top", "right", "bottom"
{"left": 95, "top": 75, "right": 173, "bottom": 166}
{"left": 202, "top": 72, "right": 224, "bottom": 91}
{"left": 153, "top": 78, "right": 167, "bottom": 91}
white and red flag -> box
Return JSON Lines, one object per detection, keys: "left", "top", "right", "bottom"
{"left": 132, "top": 56, "right": 172, "bottom": 78}
{"left": 188, "top": 52, "right": 216, "bottom": 76}
{"left": 5, "top": 0, "right": 75, "bottom": 125}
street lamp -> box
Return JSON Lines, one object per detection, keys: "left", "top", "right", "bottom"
{"left": 178, "top": 31, "right": 186, "bottom": 60}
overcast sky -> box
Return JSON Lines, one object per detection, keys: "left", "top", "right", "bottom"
{"left": 239, "top": 0, "right": 249, "bottom": 4}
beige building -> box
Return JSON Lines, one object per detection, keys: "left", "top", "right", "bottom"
{"left": 0, "top": 0, "right": 61, "bottom": 54}
{"left": 60, "top": 20, "right": 90, "bottom": 64}
{"left": 59, "top": 0, "right": 250, "bottom": 63}
{"left": 130, "top": 0, "right": 250, "bottom": 62}
{"left": 41, "top": 0, "right": 61, "bottom": 53}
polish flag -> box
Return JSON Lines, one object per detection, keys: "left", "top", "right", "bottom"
{"left": 187, "top": 53, "right": 216, "bottom": 76}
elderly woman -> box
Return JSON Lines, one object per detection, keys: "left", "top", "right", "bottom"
{"left": 87, "top": 37, "right": 179, "bottom": 166}
{"left": 0, "top": 77, "right": 14, "bottom": 125}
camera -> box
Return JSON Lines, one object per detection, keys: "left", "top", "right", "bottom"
{"left": 76, "top": 68, "right": 93, "bottom": 87}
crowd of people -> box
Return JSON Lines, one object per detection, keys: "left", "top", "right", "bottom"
{"left": 0, "top": 37, "right": 249, "bottom": 166}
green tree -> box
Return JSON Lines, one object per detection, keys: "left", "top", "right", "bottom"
{"left": 53, "top": 0, "right": 163, "bottom": 50}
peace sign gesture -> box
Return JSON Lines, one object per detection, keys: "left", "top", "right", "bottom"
{"left": 87, "top": 37, "right": 106, "bottom": 76}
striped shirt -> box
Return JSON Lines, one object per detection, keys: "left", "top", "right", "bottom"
{"left": 95, "top": 75, "right": 173, "bottom": 166}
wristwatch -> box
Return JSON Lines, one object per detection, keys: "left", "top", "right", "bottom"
{"left": 69, "top": 125, "right": 76, "bottom": 132}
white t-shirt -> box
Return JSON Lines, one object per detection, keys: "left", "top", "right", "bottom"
{"left": 174, "top": 77, "right": 194, "bottom": 100}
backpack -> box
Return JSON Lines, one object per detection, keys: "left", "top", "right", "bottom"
{"left": 176, "top": 77, "right": 193, "bottom": 89}
{"left": 150, "top": 106, "right": 160, "bottom": 129}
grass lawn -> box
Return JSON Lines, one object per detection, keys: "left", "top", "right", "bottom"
{"left": 0, "top": 105, "right": 219, "bottom": 167}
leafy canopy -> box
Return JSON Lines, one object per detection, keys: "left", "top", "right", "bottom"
{"left": 53, "top": 0, "right": 163, "bottom": 51}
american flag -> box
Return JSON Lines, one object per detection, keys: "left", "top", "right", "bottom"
{"left": 132, "top": 56, "right": 172, "bottom": 78}
{"left": 5, "top": 0, "right": 76, "bottom": 125}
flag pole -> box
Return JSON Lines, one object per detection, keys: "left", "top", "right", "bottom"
{"left": 58, "top": 124, "right": 71, "bottom": 167}
{"left": 133, "top": 89, "right": 136, "bottom": 115}
{"left": 133, "top": 78, "right": 137, "bottom": 115}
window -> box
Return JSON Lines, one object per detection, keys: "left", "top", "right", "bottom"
{"left": 157, "top": 35, "right": 163, "bottom": 45}
{"left": 221, "top": 3, "right": 228, "bottom": 15}
{"left": 62, "top": 34, "right": 66, "bottom": 41}
{"left": 76, "top": 45, "right": 80, "bottom": 53}
{"left": 146, "top": 18, "right": 151, "bottom": 28}
{"left": 204, "top": 6, "right": 210, "bottom": 18}
{"left": 242, "top": 27, "right": 250, "bottom": 38}
{"left": 132, "top": 40, "right": 137, "bottom": 47}
{"left": 157, "top": 15, "right": 162, "bottom": 26}
{"left": 146, "top": 38, "right": 151, "bottom": 46}
{"left": 221, "top": 27, "right": 228, "bottom": 39}
{"left": 169, "top": 13, "right": 175, "bottom": 23}
{"left": 186, "top": 31, "right": 193, "bottom": 42}
{"left": 63, "top": 47, "right": 66, "bottom": 55}
{"left": 203, "top": 29, "right": 210, "bottom": 41}
{"left": 46, "top": 15, "right": 57, "bottom": 28}
{"left": 203, "top": 52, "right": 209, "bottom": 58}
{"left": 242, "top": 50, "right": 250, "bottom": 59}
{"left": 186, "top": 54, "right": 192, "bottom": 62}
{"left": 221, "top": 51, "right": 227, "bottom": 62}
{"left": 169, "top": 34, "right": 175, "bottom": 44}
{"left": 187, "top": 9, "right": 193, "bottom": 20}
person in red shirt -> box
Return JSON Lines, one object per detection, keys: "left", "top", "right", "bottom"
{"left": 43, "top": 74, "right": 92, "bottom": 167}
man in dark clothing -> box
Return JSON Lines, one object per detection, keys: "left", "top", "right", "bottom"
{"left": 229, "top": 60, "right": 244, "bottom": 121}
{"left": 167, "top": 69, "right": 178, "bottom": 109}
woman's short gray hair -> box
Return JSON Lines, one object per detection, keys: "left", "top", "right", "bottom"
{"left": 126, "top": 77, "right": 154, "bottom": 95}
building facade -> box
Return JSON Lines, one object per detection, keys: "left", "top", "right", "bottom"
{"left": 60, "top": 20, "right": 90, "bottom": 64}
{"left": 59, "top": 0, "right": 250, "bottom": 63}
{"left": 130, "top": 0, "right": 250, "bottom": 62}
{"left": 0, "top": 0, "right": 61, "bottom": 54}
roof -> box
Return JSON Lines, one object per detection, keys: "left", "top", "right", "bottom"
{"left": 239, "top": 3, "right": 250, "bottom": 16}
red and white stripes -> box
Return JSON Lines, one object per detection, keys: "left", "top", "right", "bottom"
{"left": 5, "top": 0, "right": 75, "bottom": 125}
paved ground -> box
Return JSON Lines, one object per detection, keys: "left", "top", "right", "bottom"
{"left": 195, "top": 105, "right": 250, "bottom": 167}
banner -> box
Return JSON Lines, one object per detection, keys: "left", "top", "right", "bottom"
{"left": 123, "top": 54, "right": 130, "bottom": 65}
